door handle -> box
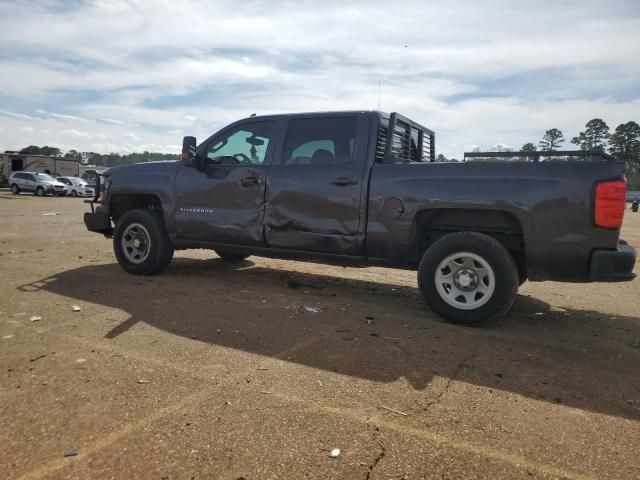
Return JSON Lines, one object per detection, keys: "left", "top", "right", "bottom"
{"left": 240, "top": 176, "right": 261, "bottom": 187}
{"left": 330, "top": 177, "right": 358, "bottom": 186}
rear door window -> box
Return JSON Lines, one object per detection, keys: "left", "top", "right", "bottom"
{"left": 282, "top": 117, "right": 358, "bottom": 166}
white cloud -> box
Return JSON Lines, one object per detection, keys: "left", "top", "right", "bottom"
{"left": 62, "top": 129, "right": 91, "bottom": 138}
{"left": 100, "top": 118, "right": 124, "bottom": 124}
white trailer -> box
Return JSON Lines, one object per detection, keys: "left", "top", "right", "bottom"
{"left": 0, "top": 153, "right": 80, "bottom": 185}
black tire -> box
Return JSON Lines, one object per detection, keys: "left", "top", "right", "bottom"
{"left": 113, "top": 209, "right": 174, "bottom": 275}
{"left": 71, "top": 190, "right": 78, "bottom": 197}
{"left": 36, "top": 187, "right": 45, "bottom": 197}
{"left": 418, "top": 231, "right": 518, "bottom": 326}
{"left": 11, "top": 184, "right": 20, "bottom": 194}
{"left": 215, "top": 249, "right": 251, "bottom": 262}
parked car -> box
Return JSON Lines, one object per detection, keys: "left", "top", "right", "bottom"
{"left": 10, "top": 171, "right": 67, "bottom": 196}
{"left": 83, "top": 110, "right": 636, "bottom": 325}
{"left": 57, "top": 176, "right": 95, "bottom": 197}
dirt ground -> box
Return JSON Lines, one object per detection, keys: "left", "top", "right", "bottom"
{"left": 1, "top": 190, "right": 639, "bottom": 480}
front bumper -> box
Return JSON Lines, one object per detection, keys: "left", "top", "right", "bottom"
{"left": 84, "top": 205, "right": 113, "bottom": 235}
{"left": 590, "top": 241, "right": 637, "bottom": 282}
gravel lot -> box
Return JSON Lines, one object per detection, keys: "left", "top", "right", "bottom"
{"left": 1, "top": 190, "right": 639, "bottom": 479}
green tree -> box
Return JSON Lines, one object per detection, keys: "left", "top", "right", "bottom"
{"left": 539, "top": 129, "right": 565, "bottom": 152}
{"left": 65, "top": 149, "right": 80, "bottom": 159}
{"left": 436, "top": 153, "right": 448, "bottom": 162}
{"left": 608, "top": 121, "right": 640, "bottom": 163}
{"left": 609, "top": 121, "right": 640, "bottom": 190}
{"left": 39, "top": 146, "right": 62, "bottom": 157}
{"left": 520, "top": 143, "right": 536, "bottom": 152}
{"left": 571, "top": 118, "right": 610, "bottom": 152}
{"left": 19, "top": 145, "right": 42, "bottom": 154}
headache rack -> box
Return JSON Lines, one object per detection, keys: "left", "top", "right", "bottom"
{"left": 376, "top": 112, "right": 435, "bottom": 164}
{"left": 463, "top": 151, "right": 618, "bottom": 163}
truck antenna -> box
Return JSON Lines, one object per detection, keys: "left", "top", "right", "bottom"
{"left": 377, "top": 80, "right": 381, "bottom": 110}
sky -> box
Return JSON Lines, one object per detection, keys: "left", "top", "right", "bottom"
{"left": 0, "top": 0, "right": 639, "bottom": 158}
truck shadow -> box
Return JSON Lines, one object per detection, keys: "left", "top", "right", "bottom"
{"left": 18, "top": 257, "right": 640, "bottom": 421}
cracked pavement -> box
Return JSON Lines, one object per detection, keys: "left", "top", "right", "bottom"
{"left": 1, "top": 191, "right": 640, "bottom": 479}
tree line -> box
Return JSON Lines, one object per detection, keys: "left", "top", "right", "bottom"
{"left": 519, "top": 119, "right": 640, "bottom": 189}
{"left": 13, "top": 145, "right": 178, "bottom": 166}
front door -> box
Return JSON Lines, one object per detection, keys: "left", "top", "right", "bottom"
{"left": 264, "top": 115, "right": 369, "bottom": 254}
{"left": 174, "top": 120, "right": 277, "bottom": 246}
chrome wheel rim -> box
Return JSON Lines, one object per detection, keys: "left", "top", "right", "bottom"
{"left": 434, "top": 252, "right": 495, "bottom": 310}
{"left": 121, "top": 223, "right": 151, "bottom": 264}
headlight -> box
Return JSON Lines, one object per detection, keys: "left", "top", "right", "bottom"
{"left": 97, "top": 176, "right": 111, "bottom": 203}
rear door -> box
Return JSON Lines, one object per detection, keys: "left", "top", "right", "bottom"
{"left": 263, "top": 114, "right": 370, "bottom": 254}
{"left": 23, "top": 173, "right": 36, "bottom": 191}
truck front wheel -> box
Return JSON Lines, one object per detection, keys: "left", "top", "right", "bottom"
{"left": 113, "top": 209, "right": 174, "bottom": 275}
{"left": 418, "top": 232, "right": 518, "bottom": 325}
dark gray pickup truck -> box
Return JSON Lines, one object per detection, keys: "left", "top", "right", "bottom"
{"left": 84, "top": 110, "right": 636, "bottom": 324}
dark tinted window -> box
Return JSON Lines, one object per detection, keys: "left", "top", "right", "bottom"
{"left": 205, "top": 121, "right": 275, "bottom": 166}
{"left": 283, "top": 117, "right": 358, "bottom": 166}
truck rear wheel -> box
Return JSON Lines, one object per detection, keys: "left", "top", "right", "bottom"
{"left": 215, "top": 249, "right": 251, "bottom": 262}
{"left": 418, "top": 232, "right": 518, "bottom": 325}
{"left": 11, "top": 184, "right": 20, "bottom": 194}
{"left": 113, "top": 209, "right": 174, "bottom": 275}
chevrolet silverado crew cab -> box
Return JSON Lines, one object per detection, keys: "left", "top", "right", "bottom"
{"left": 83, "top": 111, "right": 636, "bottom": 325}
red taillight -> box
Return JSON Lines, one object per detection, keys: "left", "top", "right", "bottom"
{"left": 594, "top": 180, "right": 626, "bottom": 229}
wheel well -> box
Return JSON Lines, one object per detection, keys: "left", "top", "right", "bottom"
{"left": 411, "top": 208, "right": 527, "bottom": 278}
{"left": 110, "top": 194, "right": 162, "bottom": 224}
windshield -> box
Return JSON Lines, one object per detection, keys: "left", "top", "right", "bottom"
{"left": 36, "top": 173, "right": 56, "bottom": 182}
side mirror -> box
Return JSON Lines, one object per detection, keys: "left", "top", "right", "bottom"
{"left": 181, "top": 136, "right": 197, "bottom": 168}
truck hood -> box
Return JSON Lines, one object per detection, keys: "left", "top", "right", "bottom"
{"left": 104, "top": 160, "right": 180, "bottom": 178}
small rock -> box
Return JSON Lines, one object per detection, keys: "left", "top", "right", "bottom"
{"left": 76, "top": 358, "right": 87, "bottom": 364}
{"left": 64, "top": 448, "right": 78, "bottom": 457}
{"left": 2, "top": 335, "right": 15, "bottom": 340}
{"left": 216, "top": 328, "right": 222, "bottom": 334}
{"left": 30, "top": 354, "right": 47, "bottom": 362}
{"left": 42, "top": 212, "right": 58, "bottom": 216}
{"left": 303, "top": 306, "right": 320, "bottom": 314}
{"left": 329, "top": 448, "right": 340, "bottom": 458}
{"left": 138, "top": 379, "right": 150, "bottom": 384}
{"left": 71, "top": 305, "right": 81, "bottom": 312}
{"left": 30, "top": 315, "right": 42, "bottom": 322}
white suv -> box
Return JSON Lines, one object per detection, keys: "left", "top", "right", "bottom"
{"left": 56, "top": 176, "right": 95, "bottom": 197}
{"left": 9, "top": 171, "right": 68, "bottom": 196}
